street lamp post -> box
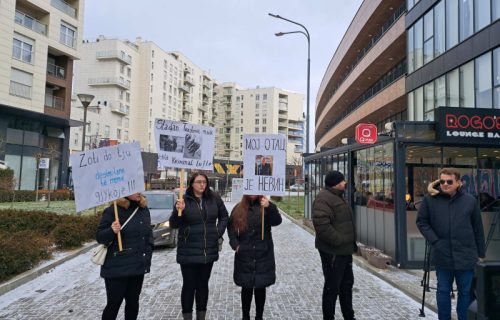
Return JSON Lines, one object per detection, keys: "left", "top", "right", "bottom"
{"left": 269, "top": 13, "right": 310, "bottom": 154}
{"left": 77, "top": 94, "right": 95, "bottom": 151}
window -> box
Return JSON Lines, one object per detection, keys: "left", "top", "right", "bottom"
{"left": 434, "top": 1, "right": 445, "bottom": 57}
{"left": 255, "top": 127, "right": 259, "bottom": 133}
{"left": 414, "top": 19, "right": 423, "bottom": 70}
{"left": 119, "top": 90, "right": 124, "bottom": 100}
{"left": 494, "top": 48, "right": 500, "bottom": 108}
{"left": 255, "top": 119, "right": 259, "bottom": 125}
{"left": 408, "top": 92, "right": 414, "bottom": 120}
{"left": 446, "top": 0, "right": 459, "bottom": 49}
{"left": 447, "top": 69, "right": 459, "bottom": 106}
{"left": 459, "top": 61, "right": 474, "bottom": 107}
{"left": 74, "top": 133, "right": 79, "bottom": 146}
{"left": 494, "top": 0, "right": 500, "bottom": 20}
{"left": 475, "top": 52, "right": 492, "bottom": 108}
{"left": 117, "top": 129, "right": 121, "bottom": 139}
{"left": 415, "top": 86, "right": 424, "bottom": 120}
{"left": 459, "top": 0, "right": 473, "bottom": 41}
{"left": 423, "top": 11, "right": 434, "bottom": 64}
{"left": 263, "top": 94, "right": 267, "bottom": 100}
{"left": 262, "top": 127, "right": 266, "bottom": 132}
{"left": 12, "top": 34, "right": 34, "bottom": 63}
{"left": 127, "top": 68, "right": 131, "bottom": 77}
{"left": 104, "top": 126, "right": 110, "bottom": 138}
{"left": 126, "top": 92, "right": 130, "bottom": 103}
{"left": 408, "top": 26, "right": 415, "bottom": 73}
{"left": 60, "top": 23, "right": 76, "bottom": 48}
{"left": 424, "top": 82, "right": 434, "bottom": 120}
{"left": 435, "top": 75, "right": 446, "bottom": 108}
{"left": 474, "top": 0, "right": 491, "bottom": 32}
{"left": 9, "top": 68, "right": 32, "bottom": 99}
{"left": 151, "top": 73, "right": 154, "bottom": 81}
{"left": 120, "top": 64, "right": 125, "bottom": 74}
{"left": 256, "top": 94, "right": 260, "bottom": 101}
{"left": 262, "top": 118, "right": 267, "bottom": 125}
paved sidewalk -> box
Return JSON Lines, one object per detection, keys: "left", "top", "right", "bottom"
{"left": 0, "top": 201, "right": 438, "bottom": 319}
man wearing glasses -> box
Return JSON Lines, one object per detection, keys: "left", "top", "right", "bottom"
{"left": 416, "top": 168, "right": 485, "bottom": 320}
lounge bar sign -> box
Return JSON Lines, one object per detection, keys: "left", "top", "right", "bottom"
{"left": 435, "top": 107, "right": 500, "bottom": 145}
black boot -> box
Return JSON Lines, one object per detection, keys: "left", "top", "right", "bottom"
{"left": 182, "top": 313, "right": 193, "bottom": 320}
{"left": 196, "top": 310, "right": 206, "bottom": 320}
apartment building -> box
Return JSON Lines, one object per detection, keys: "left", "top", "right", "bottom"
{"left": 215, "top": 83, "right": 305, "bottom": 164}
{"left": 71, "top": 36, "right": 218, "bottom": 153}
{"left": 0, "top": 0, "right": 84, "bottom": 190}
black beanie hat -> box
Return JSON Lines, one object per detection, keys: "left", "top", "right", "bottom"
{"left": 325, "top": 171, "right": 345, "bottom": 187}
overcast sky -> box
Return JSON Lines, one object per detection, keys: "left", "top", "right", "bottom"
{"left": 83, "top": 0, "right": 363, "bottom": 148}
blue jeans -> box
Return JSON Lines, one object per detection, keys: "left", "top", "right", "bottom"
{"left": 435, "top": 268, "right": 474, "bottom": 320}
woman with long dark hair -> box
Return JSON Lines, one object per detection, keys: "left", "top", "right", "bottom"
{"left": 227, "top": 195, "right": 282, "bottom": 320}
{"left": 169, "top": 172, "right": 228, "bottom": 320}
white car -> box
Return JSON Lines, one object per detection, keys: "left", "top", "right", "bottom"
{"left": 290, "top": 184, "right": 304, "bottom": 191}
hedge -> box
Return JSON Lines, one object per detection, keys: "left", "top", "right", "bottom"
{"left": 0, "top": 189, "right": 74, "bottom": 203}
{"left": 0, "top": 209, "right": 102, "bottom": 281}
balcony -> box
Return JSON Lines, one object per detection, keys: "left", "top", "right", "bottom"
{"left": 183, "top": 67, "right": 191, "bottom": 74}
{"left": 202, "top": 98, "right": 209, "bottom": 106}
{"left": 181, "top": 115, "right": 190, "bottom": 122}
{"left": 294, "top": 147, "right": 304, "bottom": 153}
{"left": 111, "top": 102, "right": 129, "bottom": 115}
{"left": 178, "top": 81, "right": 190, "bottom": 93}
{"left": 15, "top": 10, "right": 47, "bottom": 35}
{"left": 278, "top": 129, "right": 287, "bottom": 134}
{"left": 198, "top": 105, "right": 208, "bottom": 112}
{"left": 51, "top": 0, "right": 77, "bottom": 18}
{"left": 184, "top": 76, "right": 194, "bottom": 86}
{"left": 96, "top": 50, "right": 132, "bottom": 64}
{"left": 278, "top": 114, "right": 287, "bottom": 120}
{"left": 288, "top": 130, "right": 303, "bottom": 138}
{"left": 88, "top": 77, "right": 130, "bottom": 89}
{"left": 45, "top": 94, "right": 64, "bottom": 110}
{"left": 279, "top": 103, "right": 288, "bottom": 112}
{"left": 47, "top": 63, "right": 65, "bottom": 79}
{"left": 183, "top": 106, "right": 193, "bottom": 114}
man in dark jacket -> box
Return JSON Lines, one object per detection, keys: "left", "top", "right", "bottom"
{"left": 416, "top": 168, "right": 485, "bottom": 320}
{"left": 312, "top": 170, "right": 356, "bottom": 320}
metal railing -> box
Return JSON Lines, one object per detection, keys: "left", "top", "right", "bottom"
{"left": 51, "top": 0, "right": 77, "bottom": 18}
{"left": 45, "top": 94, "right": 64, "bottom": 110}
{"left": 47, "top": 63, "right": 65, "bottom": 79}
{"left": 15, "top": 10, "right": 47, "bottom": 35}
{"left": 9, "top": 81, "right": 31, "bottom": 99}
{"left": 88, "top": 77, "right": 130, "bottom": 89}
{"left": 96, "top": 50, "right": 132, "bottom": 64}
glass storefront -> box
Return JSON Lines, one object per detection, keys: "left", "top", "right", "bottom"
{"left": 305, "top": 122, "right": 500, "bottom": 268}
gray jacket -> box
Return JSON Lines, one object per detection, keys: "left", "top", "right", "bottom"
{"left": 416, "top": 185, "right": 485, "bottom": 270}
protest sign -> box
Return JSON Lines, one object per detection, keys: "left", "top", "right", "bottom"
{"left": 39, "top": 158, "right": 50, "bottom": 169}
{"left": 231, "top": 178, "right": 244, "bottom": 202}
{"left": 242, "top": 134, "right": 286, "bottom": 196}
{"left": 154, "top": 119, "right": 215, "bottom": 171}
{"left": 70, "top": 142, "right": 145, "bottom": 212}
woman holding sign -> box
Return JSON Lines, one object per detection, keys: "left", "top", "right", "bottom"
{"left": 227, "top": 195, "right": 282, "bottom": 320}
{"left": 170, "top": 172, "right": 229, "bottom": 320}
{"left": 96, "top": 193, "right": 153, "bottom": 320}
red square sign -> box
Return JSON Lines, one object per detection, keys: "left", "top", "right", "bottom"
{"left": 355, "top": 123, "right": 378, "bottom": 144}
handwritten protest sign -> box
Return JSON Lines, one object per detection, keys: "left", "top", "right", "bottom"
{"left": 242, "top": 134, "right": 286, "bottom": 196}
{"left": 154, "top": 119, "right": 215, "bottom": 171}
{"left": 231, "top": 178, "right": 244, "bottom": 202}
{"left": 70, "top": 142, "right": 145, "bottom": 212}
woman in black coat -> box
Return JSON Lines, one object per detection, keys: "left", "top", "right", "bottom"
{"left": 170, "top": 172, "right": 228, "bottom": 320}
{"left": 96, "top": 193, "right": 153, "bottom": 320}
{"left": 227, "top": 195, "right": 282, "bottom": 320}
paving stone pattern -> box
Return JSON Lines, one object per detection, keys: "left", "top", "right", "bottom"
{"left": 0, "top": 201, "right": 437, "bottom": 319}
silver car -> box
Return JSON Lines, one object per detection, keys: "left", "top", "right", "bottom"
{"left": 143, "top": 190, "right": 178, "bottom": 247}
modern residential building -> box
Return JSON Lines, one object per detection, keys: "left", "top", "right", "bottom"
{"left": 307, "top": 0, "right": 500, "bottom": 268}
{"left": 214, "top": 83, "right": 305, "bottom": 164}
{"left": 71, "top": 36, "right": 218, "bottom": 153}
{"left": 0, "top": 0, "right": 84, "bottom": 190}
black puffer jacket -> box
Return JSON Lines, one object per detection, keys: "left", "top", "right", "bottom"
{"left": 312, "top": 187, "right": 357, "bottom": 255}
{"left": 416, "top": 185, "right": 485, "bottom": 270}
{"left": 96, "top": 197, "right": 154, "bottom": 279}
{"left": 169, "top": 188, "right": 228, "bottom": 264}
{"left": 227, "top": 200, "right": 282, "bottom": 288}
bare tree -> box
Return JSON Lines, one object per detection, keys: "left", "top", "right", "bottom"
{"left": 45, "top": 143, "right": 59, "bottom": 208}
{"left": 33, "top": 151, "right": 44, "bottom": 201}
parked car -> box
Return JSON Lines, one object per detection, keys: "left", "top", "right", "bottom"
{"left": 143, "top": 190, "right": 178, "bottom": 247}
{"left": 290, "top": 184, "right": 305, "bottom": 191}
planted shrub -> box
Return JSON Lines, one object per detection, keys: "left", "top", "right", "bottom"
{"left": 52, "top": 222, "right": 86, "bottom": 249}
{"left": 0, "top": 210, "right": 59, "bottom": 236}
{"left": 0, "top": 230, "right": 52, "bottom": 281}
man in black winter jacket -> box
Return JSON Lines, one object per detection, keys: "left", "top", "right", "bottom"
{"left": 312, "top": 170, "right": 356, "bottom": 320}
{"left": 416, "top": 168, "right": 485, "bottom": 320}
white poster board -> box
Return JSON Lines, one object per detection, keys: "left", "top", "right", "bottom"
{"left": 39, "top": 158, "right": 50, "bottom": 169}
{"left": 70, "top": 142, "right": 145, "bottom": 212}
{"left": 154, "top": 119, "right": 215, "bottom": 171}
{"left": 242, "top": 134, "right": 286, "bottom": 196}
{"left": 231, "top": 178, "right": 244, "bottom": 202}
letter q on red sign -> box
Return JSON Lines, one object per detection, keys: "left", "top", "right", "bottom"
{"left": 355, "top": 123, "right": 377, "bottom": 144}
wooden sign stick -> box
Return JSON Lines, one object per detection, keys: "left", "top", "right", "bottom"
{"left": 178, "top": 169, "right": 184, "bottom": 217}
{"left": 113, "top": 200, "right": 123, "bottom": 251}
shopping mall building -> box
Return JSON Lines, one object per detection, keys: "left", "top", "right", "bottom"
{"left": 307, "top": 0, "right": 500, "bottom": 268}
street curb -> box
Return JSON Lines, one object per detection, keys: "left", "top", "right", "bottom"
{"left": 0, "top": 242, "right": 99, "bottom": 297}
{"left": 278, "top": 208, "right": 438, "bottom": 315}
